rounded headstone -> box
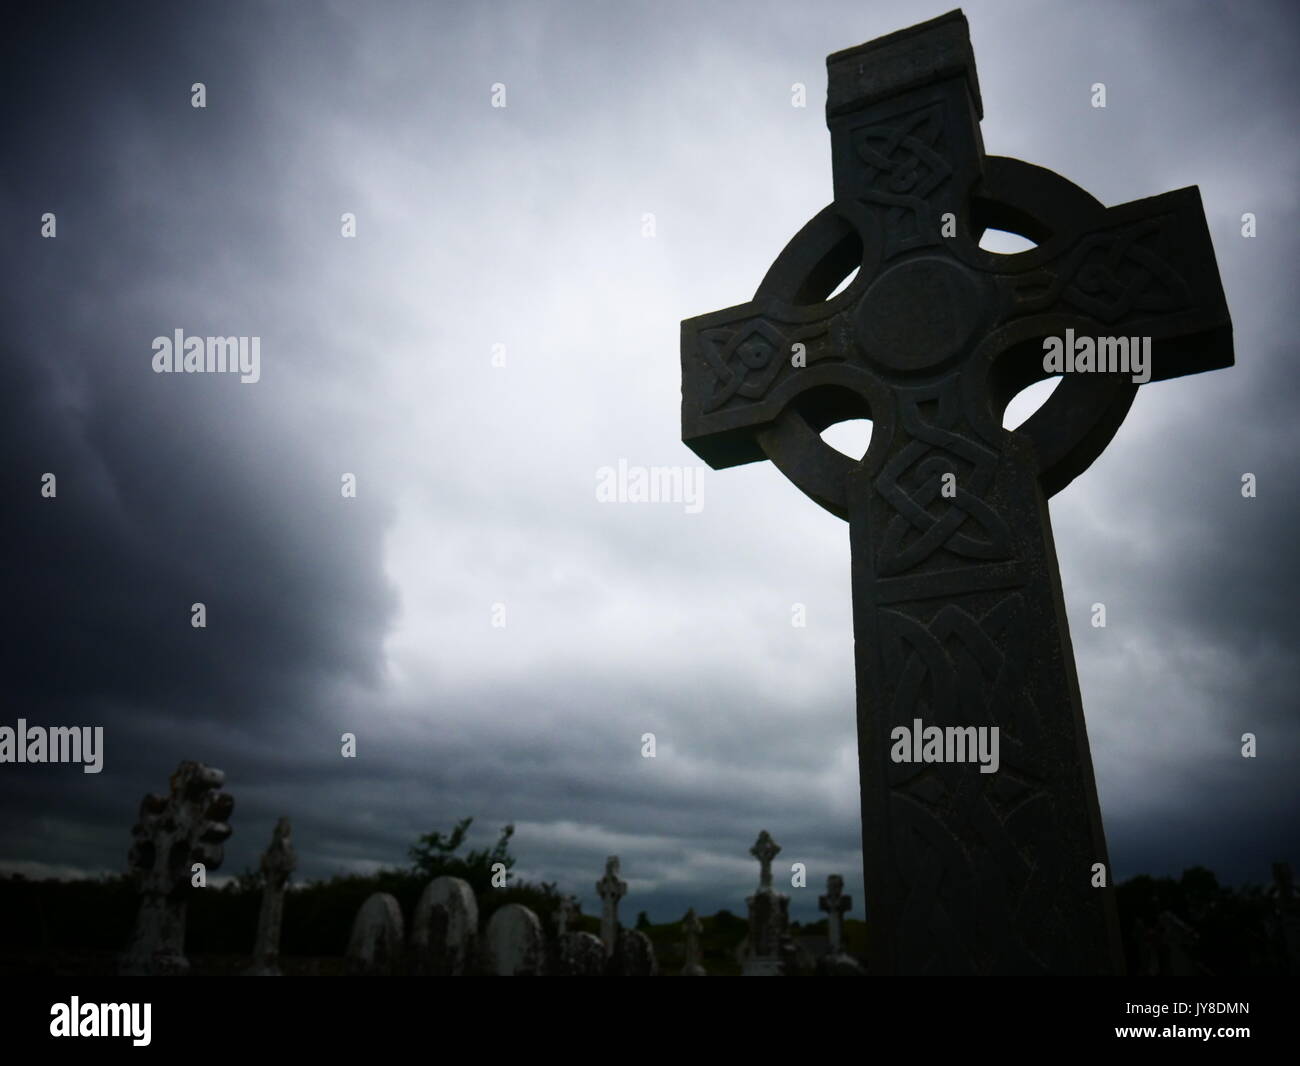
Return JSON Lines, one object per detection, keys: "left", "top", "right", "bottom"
{"left": 556, "top": 930, "right": 606, "bottom": 976}
{"left": 345, "top": 892, "right": 405, "bottom": 976}
{"left": 484, "top": 903, "right": 544, "bottom": 976}
{"left": 411, "top": 876, "right": 479, "bottom": 976}
{"left": 609, "top": 927, "right": 658, "bottom": 977}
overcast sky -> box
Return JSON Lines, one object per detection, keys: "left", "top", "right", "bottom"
{"left": 2, "top": 0, "right": 1296, "bottom": 926}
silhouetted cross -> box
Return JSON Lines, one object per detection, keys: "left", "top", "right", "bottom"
{"left": 681, "top": 10, "right": 1232, "bottom": 975}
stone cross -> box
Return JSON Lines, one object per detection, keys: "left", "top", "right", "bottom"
{"left": 246, "top": 816, "right": 295, "bottom": 976}
{"left": 120, "top": 760, "right": 234, "bottom": 975}
{"left": 743, "top": 831, "right": 790, "bottom": 975}
{"left": 557, "top": 893, "right": 580, "bottom": 936}
{"left": 681, "top": 907, "right": 707, "bottom": 976}
{"left": 819, "top": 874, "right": 852, "bottom": 955}
{"left": 750, "top": 830, "right": 780, "bottom": 891}
{"left": 595, "top": 855, "right": 627, "bottom": 955}
{"left": 681, "top": 11, "right": 1232, "bottom": 976}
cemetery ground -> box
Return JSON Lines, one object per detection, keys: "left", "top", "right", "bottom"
{"left": 0, "top": 820, "right": 1286, "bottom": 977}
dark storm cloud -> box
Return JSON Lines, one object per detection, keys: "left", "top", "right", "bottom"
{"left": 1, "top": 0, "right": 1296, "bottom": 924}
{"left": 1, "top": 1, "right": 399, "bottom": 875}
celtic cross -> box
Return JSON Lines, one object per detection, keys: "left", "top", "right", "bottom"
{"left": 681, "top": 11, "right": 1231, "bottom": 974}
{"left": 120, "top": 761, "right": 235, "bottom": 975}
{"left": 819, "top": 874, "right": 852, "bottom": 954}
{"left": 595, "top": 855, "right": 627, "bottom": 955}
{"left": 750, "top": 830, "right": 780, "bottom": 891}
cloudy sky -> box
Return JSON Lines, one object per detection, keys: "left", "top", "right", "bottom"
{"left": 2, "top": 0, "right": 1296, "bottom": 926}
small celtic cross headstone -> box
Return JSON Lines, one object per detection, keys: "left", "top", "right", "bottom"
{"left": 596, "top": 855, "right": 627, "bottom": 956}
{"left": 246, "top": 816, "right": 295, "bottom": 976}
{"left": 819, "top": 874, "right": 851, "bottom": 954}
{"left": 743, "top": 831, "right": 791, "bottom": 975}
{"left": 554, "top": 894, "right": 605, "bottom": 977}
{"left": 120, "top": 760, "right": 234, "bottom": 976}
{"left": 681, "top": 10, "right": 1232, "bottom": 975}
{"left": 750, "top": 830, "right": 780, "bottom": 891}
{"left": 557, "top": 893, "right": 580, "bottom": 936}
{"left": 681, "top": 907, "right": 707, "bottom": 976}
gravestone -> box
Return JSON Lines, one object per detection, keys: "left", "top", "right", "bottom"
{"left": 557, "top": 929, "right": 607, "bottom": 976}
{"left": 595, "top": 855, "right": 627, "bottom": 956}
{"left": 245, "top": 816, "right": 295, "bottom": 976}
{"left": 410, "top": 875, "right": 478, "bottom": 976}
{"left": 485, "top": 903, "right": 545, "bottom": 976}
{"left": 819, "top": 874, "right": 851, "bottom": 954}
{"left": 741, "top": 831, "right": 790, "bottom": 976}
{"left": 120, "top": 760, "right": 234, "bottom": 976}
{"left": 680, "top": 907, "right": 707, "bottom": 976}
{"left": 681, "top": 10, "right": 1232, "bottom": 975}
{"left": 608, "top": 928, "right": 658, "bottom": 977}
{"left": 345, "top": 893, "right": 404, "bottom": 976}
{"left": 554, "top": 894, "right": 605, "bottom": 976}
{"left": 818, "top": 874, "right": 865, "bottom": 975}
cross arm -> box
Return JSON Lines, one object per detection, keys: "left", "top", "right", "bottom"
{"left": 987, "top": 184, "right": 1233, "bottom": 382}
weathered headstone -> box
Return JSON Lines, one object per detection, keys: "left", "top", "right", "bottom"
{"left": 741, "top": 831, "right": 790, "bottom": 976}
{"left": 681, "top": 10, "right": 1232, "bottom": 975}
{"left": 680, "top": 907, "right": 707, "bottom": 976}
{"left": 595, "top": 855, "right": 627, "bottom": 956}
{"left": 557, "top": 929, "right": 606, "bottom": 977}
{"left": 410, "top": 875, "right": 478, "bottom": 976}
{"left": 345, "top": 892, "right": 404, "bottom": 976}
{"left": 553, "top": 894, "right": 605, "bottom": 976}
{"left": 245, "top": 816, "right": 295, "bottom": 976}
{"left": 484, "top": 902, "right": 544, "bottom": 976}
{"left": 120, "top": 760, "right": 234, "bottom": 976}
{"left": 818, "top": 874, "right": 865, "bottom": 975}
{"left": 608, "top": 927, "right": 658, "bottom": 977}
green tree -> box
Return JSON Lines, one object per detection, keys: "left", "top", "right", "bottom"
{"left": 407, "top": 817, "right": 517, "bottom": 894}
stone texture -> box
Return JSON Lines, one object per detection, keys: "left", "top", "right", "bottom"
{"left": 410, "top": 875, "right": 478, "bottom": 976}
{"left": 680, "top": 9, "right": 1232, "bottom": 976}
{"left": 484, "top": 903, "right": 544, "bottom": 976}
{"left": 345, "top": 892, "right": 405, "bottom": 976}
{"left": 245, "top": 816, "right": 295, "bottom": 976}
{"left": 120, "top": 760, "right": 234, "bottom": 976}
